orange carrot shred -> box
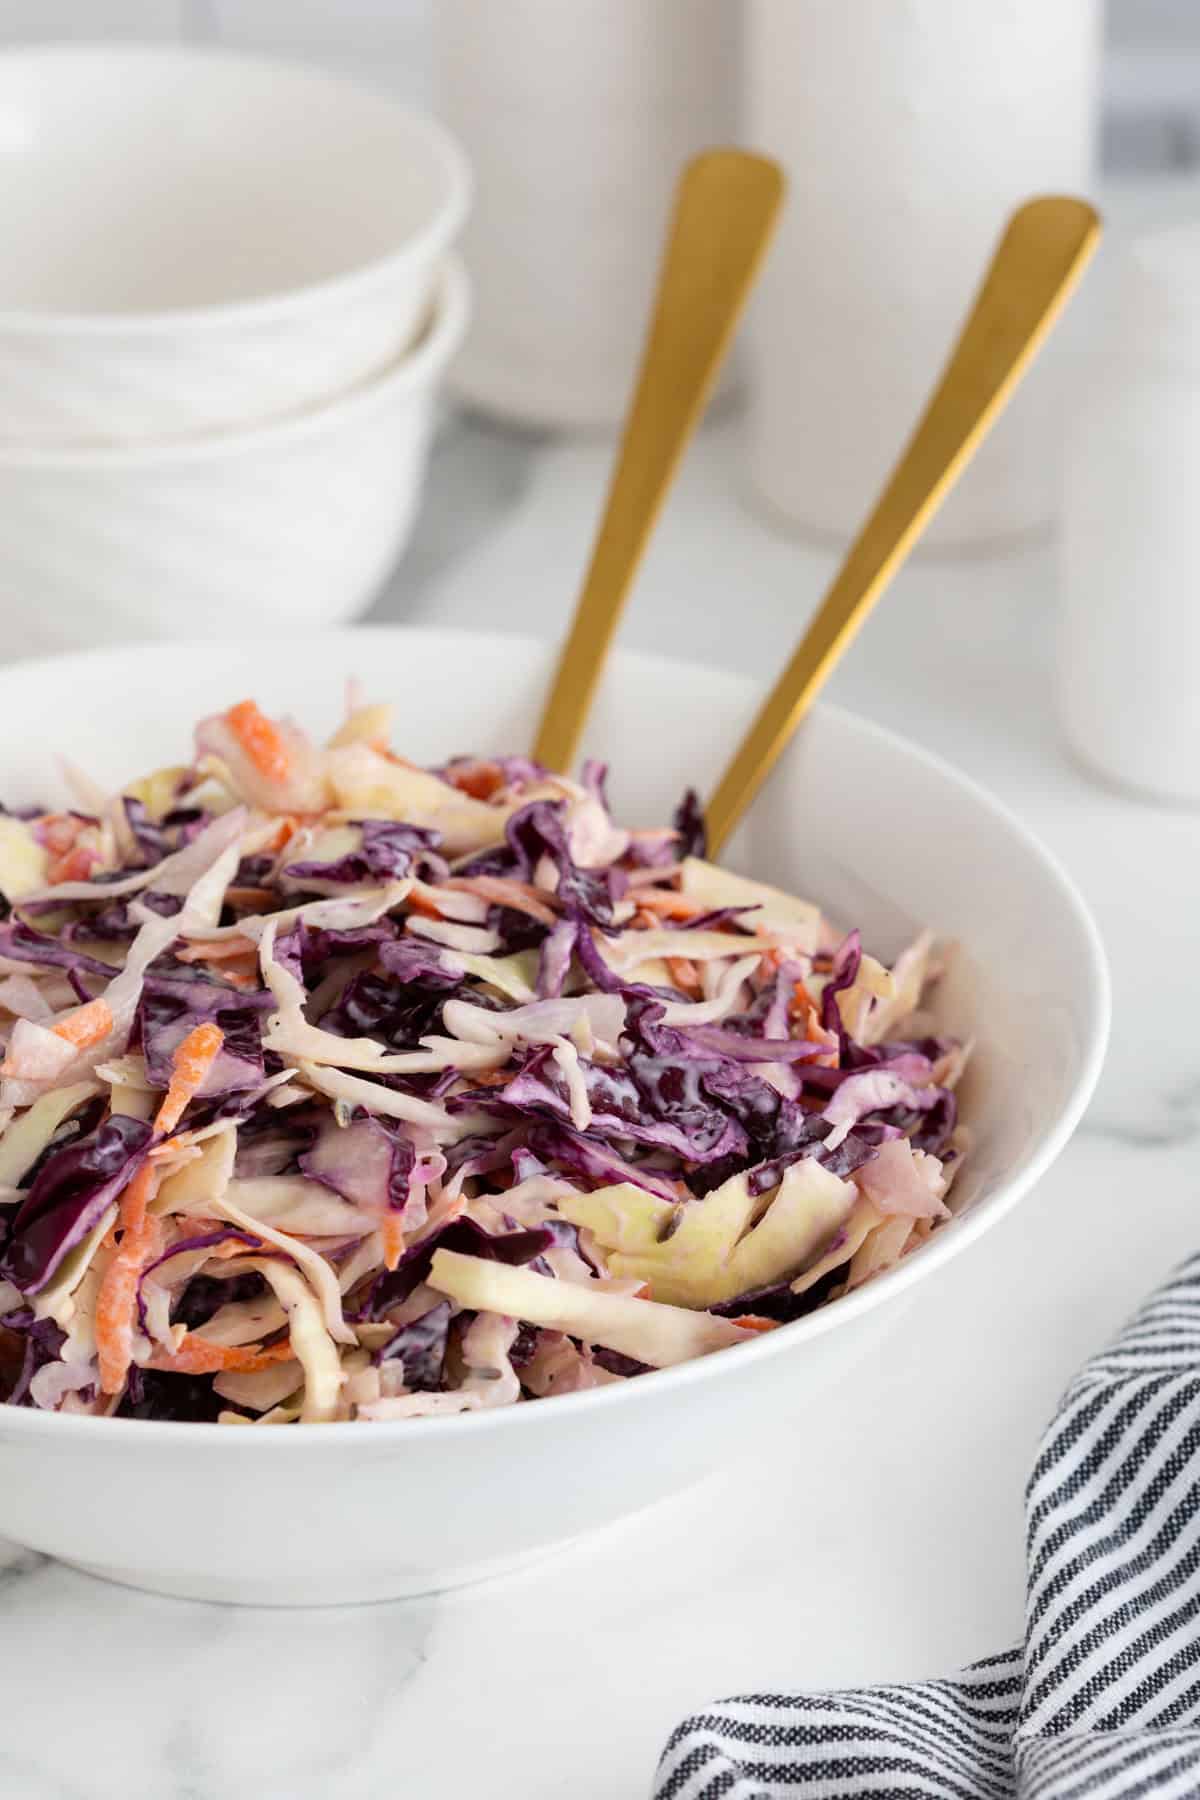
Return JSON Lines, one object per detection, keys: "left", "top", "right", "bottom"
{"left": 444, "top": 875, "right": 559, "bottom": 926}
{"left": 212, "top": 963, "right": 259, "bottom": 991}
{"left": 40, "top": 814, "right": 82, "bottom": 857}
{"left": 206, "top": 1236, "right": 258, "bottom": 1260}
{"left": 95, "top": 1021, "right": 228, "bottom": 1397}
{"left": 405, "top": 891, "right": 444, "bottom": 920}
{"left": 627, "top": 888, "right": 711, "bottom": 920}
{"left": 117, "top": 1162, "right": 156, "bottom": 1238}
{"left": 468, "top": 1068, "right": 509, "bottom": 1088}
{"left": 51, "top": 996, "right": 113, "bottom": 1051}
{"left": 730, "top": 1315, "right": 778, "bottom": 1334}
{"left": 380, "top": 1212, "right": 406, "bottom": 1271}
{"left": 176, "top": 936, "right": 257, "bottom": 964}
{"left": 665, "top": 956, "right": 702, "bottom": 998}
{"left": 144, "top": 1334, "right": 295, "bottom": 1376}
{"left": 95, "top": 1207, "right": 161, "bottom": 1394}
{"left": 225, "top": 699, "right": 292, "bottom": 784}
{"left": 48, "top": 844, "right": 99, "bottom": 885}
{"left": 155, "top": 1020, "right": 224, "bottom": 1137}
{"left": 444, "top": 760, "right": 505, "bottom": 800}
{"left": 222, "top": 886, "right": 278, "bottom": 910}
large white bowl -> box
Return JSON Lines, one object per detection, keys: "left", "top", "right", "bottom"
{"left": 0, "top": 46, "right": 470, "bottom": 444}
{"left": 0, "top": 261, "right": 468, "bottom": 650}
{"left": 0, "top": 629, "right": 1109, "bottom": 1605}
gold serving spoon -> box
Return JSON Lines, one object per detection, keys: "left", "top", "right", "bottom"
{"left": 533, "top": 148, "right": 785, "bottom": 773}
{"left": 703, "top": 194, "right": 1101, "bottom": 855}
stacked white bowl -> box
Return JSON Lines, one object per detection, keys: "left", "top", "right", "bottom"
{"left": 0, "top": 46, "right": 471, "bottom": 649}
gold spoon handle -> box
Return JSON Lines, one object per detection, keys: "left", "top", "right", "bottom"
{"left": 704, "top": 194, "right": 1101, "bottom": 856}
{"left": 533, "top": 149, "right": 785, "bottom": 773}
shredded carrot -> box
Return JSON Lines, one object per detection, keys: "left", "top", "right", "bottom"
{"left": 51, "top": 996, "right": 113, "bottom": 1050}
{"left": 468, "top": 1068, "right": 510, "bottom": 1089}
{"left": 730, "top": 1315, "right": 779, "bottom": 1334}
{"left": 225, "top": 699, "right": 292, "bottom": 783}
{"left": 144, "top": 1334, "right": 295, "bottom": 1376}
{"left": 95, "top": 1017, "right": 226, "bottom": 1451}
{"left": 176, "top": 936, "right": 257, "bottom": 964}
{"left": 405, "top": 891, "right": 444, "bottom": 920}
{"left": 444, "top": 875, "right": 559, "bottom": 926}
{"left": 48, "top": 844, "right": 99, "bottom": 885}
{"left": 626, "top": 888, "right": 712, "bottom": 920}
{"left": 444, "top": 759, "right": 505, "bottom": 801}
{"left": 149, "top": 1121, "right": 219, "bottom": 1158}
{"left": 222, "top": 886, "right": 279, "bottom": 910}
{"left": 381, "top": 1212, "right": 407, "bottom": 1271}
{"left": 211, "top": 962, "right": 260, "bottom": 991}
{"left": 176, "top": 946, "right": 260, "bottom": 986}
{"left": 632, "top": 1283, "right": 653, "bottom": 1301}
{"left": 791, "top": 980, "right": 838, "bottom": 1067}
{"left": 39, "top": 813, "right": 84, "bottom": 857}
{"left": 665, "top": 956, "right": 702, "bottom": 998}
{"left": 156, "top": 1020, "right": 225, "bottom": 1137}
{"left": 95, "top": 1206, "right": 162, "bottom": 1393}
{"left": 267, "top": 815, "right": 302, "bottom": 851}
{"left": 117, "top": 1162, "right": 156, "bottom": 1238}
{"left": 632, "top": 906, "right": 662, "bottom": 931}
{"left": 206, "top": 1235, "right": 261, "bottom": 1259}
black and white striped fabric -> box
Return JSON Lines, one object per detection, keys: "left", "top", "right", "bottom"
{"left": 655, "top": 1255, "right": 1200, "bottom": 1799}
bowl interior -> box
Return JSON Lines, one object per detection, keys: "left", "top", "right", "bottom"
{"left": 0, "top": 48, "right": 465, "bottom": 316}
{"left": 0, "top": 627, "right": 1106, "bottom": 1263}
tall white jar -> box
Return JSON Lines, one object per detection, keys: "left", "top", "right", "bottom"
{"left": 436, "top": 0, "right": 736, "bottom": 430}
{"left": 1058, "top": 227, "right": 1200, "bottom": 804}
{"left": 744, "top": 0, "right": 1099, "bottom": 550}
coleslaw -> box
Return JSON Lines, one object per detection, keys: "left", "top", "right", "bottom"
{"left": 0, "top": 695, "right": 970, "bottom": 1423}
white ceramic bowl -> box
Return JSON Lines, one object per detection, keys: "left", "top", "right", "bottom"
{"left": 0, "top": 629, "right": 1109, "bottom": 1605}
{"left": 0, "top": 46, "right": 470, "bottom": 444}
{"left": 0, "top": 261, "right": 467, "bottom": 650}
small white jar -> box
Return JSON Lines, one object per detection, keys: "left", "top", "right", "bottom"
{"left": 744, "top": 0, "right": 1099, "bottom": 550}
{"left": 435, "top": 0, "right": 735, "bottom": 430}
{"left": 1058, "top": 226, "right": 1200, "bottom": 804}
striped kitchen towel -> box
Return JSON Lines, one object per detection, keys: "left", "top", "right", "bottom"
{"left": 654, "top": 1254, "right": 1200, "bottom": 1799}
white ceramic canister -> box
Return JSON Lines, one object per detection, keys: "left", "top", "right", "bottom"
{"left": 435, "top": 0, "right": 736, "bottom": 430}
{"left": 1058, "top": 225, "right": 1200, "bottom": 804}
{"left": 744, "top": 0, "right": 1100, "bottom": 550}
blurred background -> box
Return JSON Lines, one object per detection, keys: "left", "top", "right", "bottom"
{"left": 0, "top": 0, "right": 1193, "bottom": 172}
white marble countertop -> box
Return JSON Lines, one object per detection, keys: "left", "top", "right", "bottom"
{"left": 5, "top": 214, "right": 1200, "bottom": 1797}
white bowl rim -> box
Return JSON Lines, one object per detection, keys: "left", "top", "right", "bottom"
{"left": 0, "top": 43, "right": 472, "bottom": 336}
{"left": 0, "top": 258, "right": 469, "bottom": 469}
{"left": 0, "top": 627, "right": 1111, "bottom": 1447}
